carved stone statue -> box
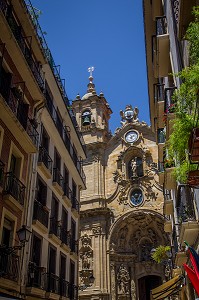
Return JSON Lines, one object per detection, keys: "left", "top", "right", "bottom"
{"left": 118, "top": 226, "right": 128, "bottom": 250}
{"left": 81, "top": 252, "right": 90, "bottom": 269}
{"left": 131, "top": 157, "right": 137, "bottom": 177}
{"left": 117, "top": 264, "right": 130, "bottom": 294}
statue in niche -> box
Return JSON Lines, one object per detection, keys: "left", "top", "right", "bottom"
{"left": 140, "top": 241, "right": 153, "bottom": 262}
{"left": 147, "top": 228, "right": 157, "bottom": 245}
{"left": 131, "top": 157, "right": 137, "bottom": 177}
{"left": 117, "top": 264, "right": 130, "bottom": 294}
{"left": 81, "top": 252, "right": 90, "bottom": 269}
{"left": 118, "top": 226, "right": 128, "bottom": 250}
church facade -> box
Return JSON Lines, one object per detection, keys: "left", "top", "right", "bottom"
{"left": 72, "top": 75, "right": 168, "bottom": 300}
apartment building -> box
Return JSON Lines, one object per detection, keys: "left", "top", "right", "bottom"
{"left": 143, "top": 0, "right": 199, "bottom": 298}
{"left": 0, "top": 1, "right": 86, "bottom": 299}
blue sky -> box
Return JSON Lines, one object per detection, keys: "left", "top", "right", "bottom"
{"left": 31, "top": 0, "right": 149, "bottom": 132}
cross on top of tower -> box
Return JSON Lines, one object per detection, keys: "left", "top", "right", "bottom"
{"left": 88, "top": 66, "right": 94, "bottom": 77}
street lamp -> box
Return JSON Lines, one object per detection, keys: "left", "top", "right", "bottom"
{"left": 17, "top": 225, "right": 32, "bottom": 244}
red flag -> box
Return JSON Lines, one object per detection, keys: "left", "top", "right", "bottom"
{"left": 189, "top": 248, "right": 199, "bottom": 281}
{"left": 183, "top": 264, "right": 199, "bottom": 296}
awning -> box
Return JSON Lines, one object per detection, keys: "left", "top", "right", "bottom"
{"left": 150, "top": 275, "right": 183, "bottom": 300}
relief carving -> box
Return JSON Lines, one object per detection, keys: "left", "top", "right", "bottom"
{"left": 118, "top": 226, "right": 128, "bottom": 250}
{"left": 117, "top": 264, "right": 130, "bottom": 294}
{"left": 79, "top": 234, "right": 93, "bottom": 284}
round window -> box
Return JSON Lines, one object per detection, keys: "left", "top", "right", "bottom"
{"left": 130, "top": 188, "right": 143, "bottom": 206}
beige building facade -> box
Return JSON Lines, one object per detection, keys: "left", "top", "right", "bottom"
{"left": 72, "top": 76, "right": 168, "bottom": 300}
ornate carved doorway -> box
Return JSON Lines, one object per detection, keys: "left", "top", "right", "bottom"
{"left": 109, "top": 211, "right": 168, "bottom": 300}
{"left": 138, "top": 275, "right": 162, "bottom": 300}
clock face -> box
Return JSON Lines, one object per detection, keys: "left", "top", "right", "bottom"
{"left": 130, "top": 188, "right": 143, "bottom": 206}
{"left": 125, "top": 130, "right": 139, "bottom": 143}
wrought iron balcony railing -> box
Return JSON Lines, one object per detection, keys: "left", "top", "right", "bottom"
{"left": 38, "top": 146, "right": 53, "bottom": 173}
{"left": 46, "top": 273, "right": 60, "bottom": 294}
{"left": 70, "top": 239, "right": 78, "bottom": 254}
{"left": 154, "top": 83, "right": 165, "bottom": 102}
{"left": 49, "top": 217, "right": 60, "bottom": 238}
{"left": 0, "top": 160, "right": 4, "bottom": 187}
{"left": 53, "top": 168, "right": 64, "bottom": 190}
{"left": 63, "top": 184, "right": 72, "bottom": 201}
{"left": 60, "top": 227, "right": 71, "bottom": 248}
{"left": 27, "top": 262, "right": 46, "bottom": 289}
{"left": 156, "top": 16, "right": 167, "bottom": 35}
{"left": 164, "top": 87, "right": 177, "bottom": 114}
{"left": 3, "top": 172, "right": 25, "bottom": 205}
{"left": 69, "top": 284, "right": 78, "bottom": 300}
{"left": 176, "top": 185, "right": 196, "bottom": 223}
{"left": 0, "top": 0, "right": 44, "bottom": 91}
{"left": 60, "top": 279, "right": 70, "bottom": 298}
{"left": 33, "top": 200, "right": 49, "bottom": 228}
{"left": 72, "top": 196, "right": 80, "bottom": 213}
{"left": 0, "top": 247, "right": 20, "bottom": 281}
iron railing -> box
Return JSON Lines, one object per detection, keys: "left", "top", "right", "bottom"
{"left": 69, "top": 284, "right": 78, "bottom": 300}
{"left": 156, "top": 16, "right": 167, "bottom": 35}
{"left": 3, "top": 172, "right": 25, "bottom": 205}
{"left": 53, "top": 168, "right": 64, "bottom": 190}
{"left": 176, "top": 185, "right": 196, "bottom": 223}
{"left": 0, "top": 248, "right": 20, "bottom": 281}
{"left": 164, "top": 87, "right": 177, "bottom": 114}
{"left": 38, "top": 146, "right": 53, "bottom": 173}
{"left": 49, "top": 217, "right": 60, "bottom": 238}
{"left": 33, "top": 200, "right": 49, "bottom": 228}
{"left": 63, "top": 184, "right": 72, "bottom": 201}
{"left": 60, "top": 279, "right": 70, "bottom": 298}
{"left": 46, "top": 273, "right": 60, "bottom": 294}
{"left": 154, "top": 83, "right": 165, "bottom": 102}
{"left": 0, "top": 0, "right": 44, "bottom": 91}
{"left": 0, "top": 160, "right": 4, "bottom": 187}
{"left": 72, "top": 196, "right": 80, "bottom": 213}
{"left": 60, "top": 228, "right": 71, "bottom": 248}
{"left": 27, "top": 262, "right": 46, "bottom": 289}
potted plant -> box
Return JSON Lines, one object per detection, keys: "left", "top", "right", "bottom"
{"left": 151, "top": 245, "right": 171, "bottom": 263}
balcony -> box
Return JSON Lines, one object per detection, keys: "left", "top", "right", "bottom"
{"left": 49, "top": 218, "right": 61, "bottom": 245}
{"left": 46, "top": 273, "right": 60, "bottom": 295}
{"left": 158, "top": 161, "right": 164, "bottom": 185}
{"left": 69, "top": 284, "right": 78, "bottom": 300}
{"left": 152, "top": 17, "right": 170, "bottom": 78}
{"left": 3, "top": 172, "right": 25, "bottom": 211}
{"left": 0, "top": 82, "right": 39, "bottom": 152}
{"left": 52, "top": 168, "right": 64, "bottom": 196}
{"left": 0, "top": 160, "right": 4, "bottom": 189}
{"left": 0, "top": 248, "right": 20, "bottom": 282}
{"left": 62, "top": 184, "right": 72, "bottom": 208}
{"left": 189, "top": 128, "right": 199, "bottom": 163}
{"left": 33, "top": 200, "right": 49, "bottom": 233}
{"left": 164, "top": 166, "right": 176, "bottom": 190}
{"left": 154, "top": 84, "right": 165, "bottom": 128}
{"left": 27, "top": 262, "right": 46, "bottom": 295}
{"left": 70, "top": 239, "right": 78, "bottom": 255}
{"left": 177, "top": 185, "right": 199, "bottom": 246}
{"left": 60, "top": 228, "right": 71, "bottom": 252}
{"left": 0, "top": 0, "right": 44, "bottom": 93}
{"left": 38, "top": 146, "right": 53, "bottom": 179}
{"left": 60, "top": 279, "right": 70, "bottom": 298}
{"left": 72, "top": 196, "right": 80, "bottom": 217}
{"left": 45, "top": 97, "right": 86, "bottom": 187}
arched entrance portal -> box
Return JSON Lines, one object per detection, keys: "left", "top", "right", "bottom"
{"left": 138, "top": 275, "right": 162, "bottom": 300}
{"left": 109, "top": 210, "right": 169, "bottom": 300}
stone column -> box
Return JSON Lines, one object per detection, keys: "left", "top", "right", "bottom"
{"left": 110, "top": 262, "right": 116, "bottom": 300}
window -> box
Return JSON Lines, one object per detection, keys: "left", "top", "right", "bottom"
{"left": 81, "top": 110, "right": 91, "bottom": 126}
{"left": 8, "top": 142, "right": 24, "bottom": 179}
{"left": 41, "top": 127, "right": 49, "bottom": 152}
{"left": 31, "top": 234, "right": 42, "bottom": 266}
{"left": 54, "top": 148, "right": 61, "bottom": 171}
{"left": 36, "top": 176, "right": 47, "bottom": 206}
{"left": 1, "top": 218, "right": 14, "bottom": 247}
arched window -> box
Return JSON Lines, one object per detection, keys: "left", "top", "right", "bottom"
{"left": 128, "top": 157, "right": 144, "bottom": 178}
{"left": 82, "top": 110, "right": 91, "bottom": 126}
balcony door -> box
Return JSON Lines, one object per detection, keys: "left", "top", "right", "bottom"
{"left": 37, "top": 177, "right": 47, "bottom": 206}
{"left": 48, "top": 246, "right": 57, "bottom": 293}
{"left": 41, "top": 127, "right": 49, "bottom": 153}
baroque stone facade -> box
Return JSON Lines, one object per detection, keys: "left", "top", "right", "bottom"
{"left": 72, "top": 76, "right": 168, "bottom": 300}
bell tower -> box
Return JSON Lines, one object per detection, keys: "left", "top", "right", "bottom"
{"left": 72, "top": 67, "right": 112, "bottom": 145}
{"left": 72, "top": 68, "right": 112, "bottom": 204}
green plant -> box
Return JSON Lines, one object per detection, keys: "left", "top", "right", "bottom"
{"left": 151, "top": 246, "right": 171, "bottom": 263}
{"left": 164, "top": 158, "right": 175, "bottom": 169}
{"left": 167, "top": 7, "right": 199, "bottom": 183}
